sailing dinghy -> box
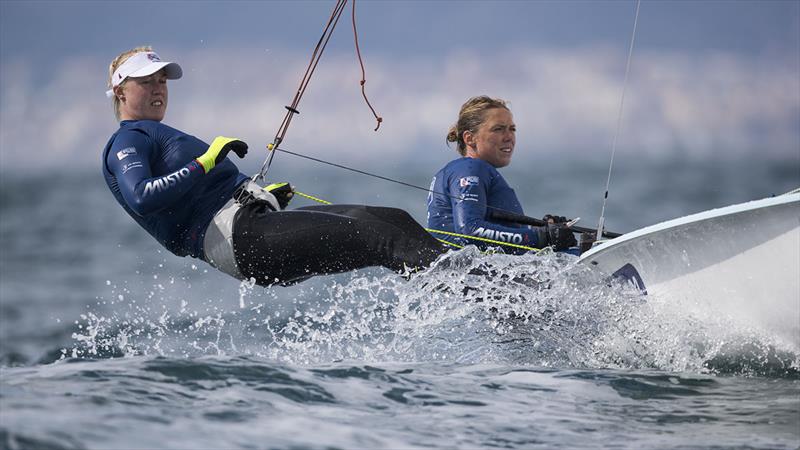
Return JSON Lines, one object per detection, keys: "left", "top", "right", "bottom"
{"left": 579, "top": 190, "right": 800, "bottom": 346}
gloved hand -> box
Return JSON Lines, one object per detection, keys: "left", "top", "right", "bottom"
{"left": 542, "top": 214, "right": 569, "bottom": 224}
{"left": 579, "top": 232, "right": 596, "bottom": 254}
{"left": 537, "top": 223, "right": 578, "bottom": 251}
{"left": 196, "top": 136, "right": 248, "bottom": 174}
{"left": 265, "top": 182, "right": 295, "bottom": 210}
{"left": 234, "top": 181, "right": 281, "bottom": 211}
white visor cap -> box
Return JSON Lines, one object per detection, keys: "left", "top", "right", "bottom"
{"left": 105, "top": 51, "right": 182, "bottom": 98}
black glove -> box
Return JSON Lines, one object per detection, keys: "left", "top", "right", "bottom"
{"left": 537, "top": 224, "right": 578, "bottom": 251}
{"left": 234, "top": 181, "right": 280, "bottom": 211}
{"left": 265, "top": 182, "right": 295, "bottom": 210}
{"left": 579, "top": 232, "right": 596, "bottom": 254}
{"left": 542, "top": 214, "right": 569, "bottom": 224}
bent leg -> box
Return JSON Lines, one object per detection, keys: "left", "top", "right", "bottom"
{"left": 233, "top": 203, "right": 444, "bottom": 286}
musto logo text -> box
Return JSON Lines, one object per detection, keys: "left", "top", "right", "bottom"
{"left": 143, "top": 168, "right": 191, "bottom": 196}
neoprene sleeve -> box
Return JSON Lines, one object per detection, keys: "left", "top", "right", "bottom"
{"left": 107, "top": 129, "right": 205, "bottom": 216}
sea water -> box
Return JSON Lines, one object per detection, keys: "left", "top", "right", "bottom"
{"left": 1, "top": 158, "right": 798, "bottom": 449}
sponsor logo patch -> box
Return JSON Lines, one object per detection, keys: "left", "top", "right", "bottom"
{"left": 116, "top": 147, "right": 137, "bottom": 160}
{"left": 461, "top": 193, "right": 479, "bottom": 202}
{"left": 121, "top": 161, "right": 143, "bottom": 174}
{"left": 459, "top": 176, "right": 479, "bottom": 188}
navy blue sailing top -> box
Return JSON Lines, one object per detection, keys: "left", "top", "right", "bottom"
{"left": 427, "top": 157, "right": 544, "bottom": 253}
{"left": 102, "top": 120, "right": 249, "bottom": 258}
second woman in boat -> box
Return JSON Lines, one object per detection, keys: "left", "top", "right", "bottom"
{"left": 426, "top": 95, "right": 577, "bottom": 254}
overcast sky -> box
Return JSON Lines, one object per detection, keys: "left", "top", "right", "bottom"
{"left": 1, "top": 0, "right": 798, "bottom": 172}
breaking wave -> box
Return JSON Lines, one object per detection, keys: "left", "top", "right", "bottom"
{"left": 66, "top": 247, "right": 799, "bottom": 377}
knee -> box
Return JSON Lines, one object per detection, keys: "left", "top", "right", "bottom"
{"left": 369, "top": 205, "right": 413, "bottom": 221}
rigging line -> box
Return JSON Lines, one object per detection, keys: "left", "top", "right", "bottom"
{"left": 293, "top": 188, "right": 539, "bottom": 252}
{"left": 277, "top": 145, "right": 622, "bottom": 238}
{"left": 293, "top": 0, "right": 348, "bottom": 115}
{"left": 276, "top": 146, "right": 435, "bottom": 195}
{"left": 255, "top": 0, "right": 349, "bottom": 182}
{"left": 274, "top": 145, "right": 564, "bottom": 232}
{"left": 282, "top": 0, "right": 347, "bottom": 138}
{"left": 294, "top": 190, "right": 333, "bottom": 205}
{"left": 351, "top": 0, "right": 383, "bottom": 131}
{"left": 436, "top": 239, "right": 464, "bottom": 249}
{"left": 596, "top": 0, "right": 641, "bottom": 240}
{"left": 426, "top": 229, "right": 539, "bottom": 252}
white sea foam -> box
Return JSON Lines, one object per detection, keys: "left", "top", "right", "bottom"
{"left": 66, "top": 247, "right": 799, "bottom": 376}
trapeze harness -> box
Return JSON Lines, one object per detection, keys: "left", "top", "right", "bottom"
{"left": 102, "top": 120, "right": 443, "bottom": 286}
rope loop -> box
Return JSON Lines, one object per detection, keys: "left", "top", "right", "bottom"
{"left": 352, "top": 0, "right": 382, "bottom": 131}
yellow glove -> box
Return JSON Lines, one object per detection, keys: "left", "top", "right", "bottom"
{"left": 196, "top": 136, "right": 248, "bottom": 174}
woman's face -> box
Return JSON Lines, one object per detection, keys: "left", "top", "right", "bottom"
{"left": 464, "top": 108, "right": 516, "bottom": 168}
{"left": 116, "top": 69, "right": 169, "bottom": 121}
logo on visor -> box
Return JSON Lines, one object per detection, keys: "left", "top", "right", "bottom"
{"left": 147, "top": 53, "right": 160, "bottom": 62}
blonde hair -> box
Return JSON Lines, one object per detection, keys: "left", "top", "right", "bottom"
{"left": 446, "top": 96, "right": 509, "bottom": 155}
{"left": 108, "top": 45, "right": 153, "bottom": 120}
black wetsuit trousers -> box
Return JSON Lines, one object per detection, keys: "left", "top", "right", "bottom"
{"left": 232, "top": 203, "right": 446, "bottom": 286}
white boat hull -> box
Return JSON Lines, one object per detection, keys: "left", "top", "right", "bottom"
{"left": 579, "top": 193, "right": 800, "bottom": 347}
